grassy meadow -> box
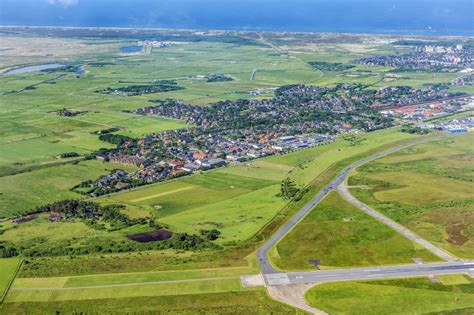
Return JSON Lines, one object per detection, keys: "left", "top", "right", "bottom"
{"left": 270, "top": 191, "right": 439, "bottom": 271}
{"left": 306, "top": 275, "right": 474, "bottom": 315}
{"left": 349, "top": 134, "right": 474, "bottom": 259}
{"left": 0, "top": 258, "right": 21, "bottom": 302}
{"left": 1, "top": 289, "right": 300, "bottom": 314}
{"left": 0, "top": 160, "right": 138, "bottom": 217}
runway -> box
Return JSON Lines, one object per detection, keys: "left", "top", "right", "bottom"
{"left": 265, "top": 261, "right": 474, "bottom": 286}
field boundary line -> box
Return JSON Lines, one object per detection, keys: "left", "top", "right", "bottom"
{"left": 61, "top": 265, "right": 252, "bottom": 279}
{"left": 11, "top": 276, "right": 240, "bottom": 291}
{"left": 131, "top": 186, "right": 194, "bottom": 202}
{"left": 0, "top": 258, "right": 23, "bottom": 305}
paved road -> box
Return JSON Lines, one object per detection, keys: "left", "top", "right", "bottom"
{"left": 264, "top": 261, "right": 474, "bottom": 286}
{"left": 337, "top": 183, "right": 456, "bottom": 262}
{"left": 257, "top": 136, "right": 444, "bottom": 274}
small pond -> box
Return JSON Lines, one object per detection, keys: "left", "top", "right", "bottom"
{"left": 2, "top": 63, "right": 65, "bottom": 76}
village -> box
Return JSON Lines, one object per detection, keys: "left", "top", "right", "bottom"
{"left": 355, "top": 44, "right": 473, "bottom": 72}
{"left": 77, "top": 84, "right": 466, "bottom": 197}
{"left": 81, "top": 131, "right": 332, "bottom": 197}
{"left": 379, "top": 95, "right": 473, "bottom": 121}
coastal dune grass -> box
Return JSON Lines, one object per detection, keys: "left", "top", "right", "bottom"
{"left": 270, "top": 191, "right": 438, "bottom": 271}
{"left": 306, "top": 275, "right": 474, "bottom": 315}
{"left": 349, "top": 134, "right": 474, "bottom": 259}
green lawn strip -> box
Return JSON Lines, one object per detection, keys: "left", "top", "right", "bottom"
{"left": 217, "top": 159, "right": 293, "bottom": 181}
{"left": 13, "top": 266, "right": 252, "bottom": 288}
{"left": 7, "top": 278, "right": 247, "bottom": 302}
{"left": 270, "top": 191, "right": 438, "bottom": 271}
{"left": 160, "top": 184, "right": 286, "bottom": 244}
{"left": 97, "top": 175, "right": 258, "bottom": 219}
{"left": 1, "top": 289, "right": 301, "bottom": 314}
{"left": 305, "top": 276, "right": 474, "bottom": 315}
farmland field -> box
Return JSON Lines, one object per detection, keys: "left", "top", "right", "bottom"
{"left": 0, "top": 160, "right": 138, "bottom": 217}
{"left": 348, "top": 134, "right": 474, "bottom": 259}
{"left": 306, "top": 275, "right": 474, "bottom": 315}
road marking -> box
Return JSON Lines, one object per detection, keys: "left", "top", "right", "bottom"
{"left": 367, "top": 274, "right": 384, "bottom": 277}
{"left": 364, "top": 269, "right": 380, "bottom": 272}
{"left": 265, "top": 273, "right": 291, "bottom": 285}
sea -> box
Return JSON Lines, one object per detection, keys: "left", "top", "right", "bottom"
{"left": 0, "top": 0, "right": 472, "bottom": 36}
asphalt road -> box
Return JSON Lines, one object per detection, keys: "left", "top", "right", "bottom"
{"left": 265, "top": 261, "right": 474, "bottom": 286}
{"left": 257, "top": 136, "right": 444, "bottom": 274}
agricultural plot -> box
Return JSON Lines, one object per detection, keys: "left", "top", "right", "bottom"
{"left": 0, "top": 160, "right": 138, "bottom": 217}
{"left": 349, "top": 134, "right": 474, "bottom": 259}
{"left": 270, "top": 192, "right": 438, "bottom": 271}
{"left": 306, "top": 275, "right": 474, "bottom": 315}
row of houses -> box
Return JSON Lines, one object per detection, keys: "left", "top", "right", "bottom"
{"left": 380, "top": 96, "right": 472, "bottom": 121}
{"left": 421, "top": 117, "right": 474, "bottom": 133}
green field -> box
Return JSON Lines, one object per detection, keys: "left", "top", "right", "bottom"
{"left": 1, "top": 289, "right": 300, "bottom": 314}
{"left": 0, "top": 160, "right": 138, "bottom": 217}
{"left": 306, "top": 275, "right": 474, "bottom": 315}
{"left": 349, "top": 134, "right": 474, "bottom": 259}
{"left": 0, "top": 258, "right": 20, "bottom": 302}
{"left": 3, "top": 265, "right": 300, "bottom": 314}
{"left": 270, "top": 192, "right": 438, "bottom": 271}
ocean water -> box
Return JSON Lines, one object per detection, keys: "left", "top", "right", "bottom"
{"left": 0, "top": 0, "right": 472, "bottom": 36}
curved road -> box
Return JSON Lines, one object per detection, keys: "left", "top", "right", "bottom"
{"left": 257, "top": 136, "right": 447, "bottom": 275}
{"left": 337, "top": 183, "right": 455, "bottom": 261}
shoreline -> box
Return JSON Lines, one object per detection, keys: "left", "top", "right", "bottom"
{"left": 0, "top": 24, "right": 472, "bottom": 38}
